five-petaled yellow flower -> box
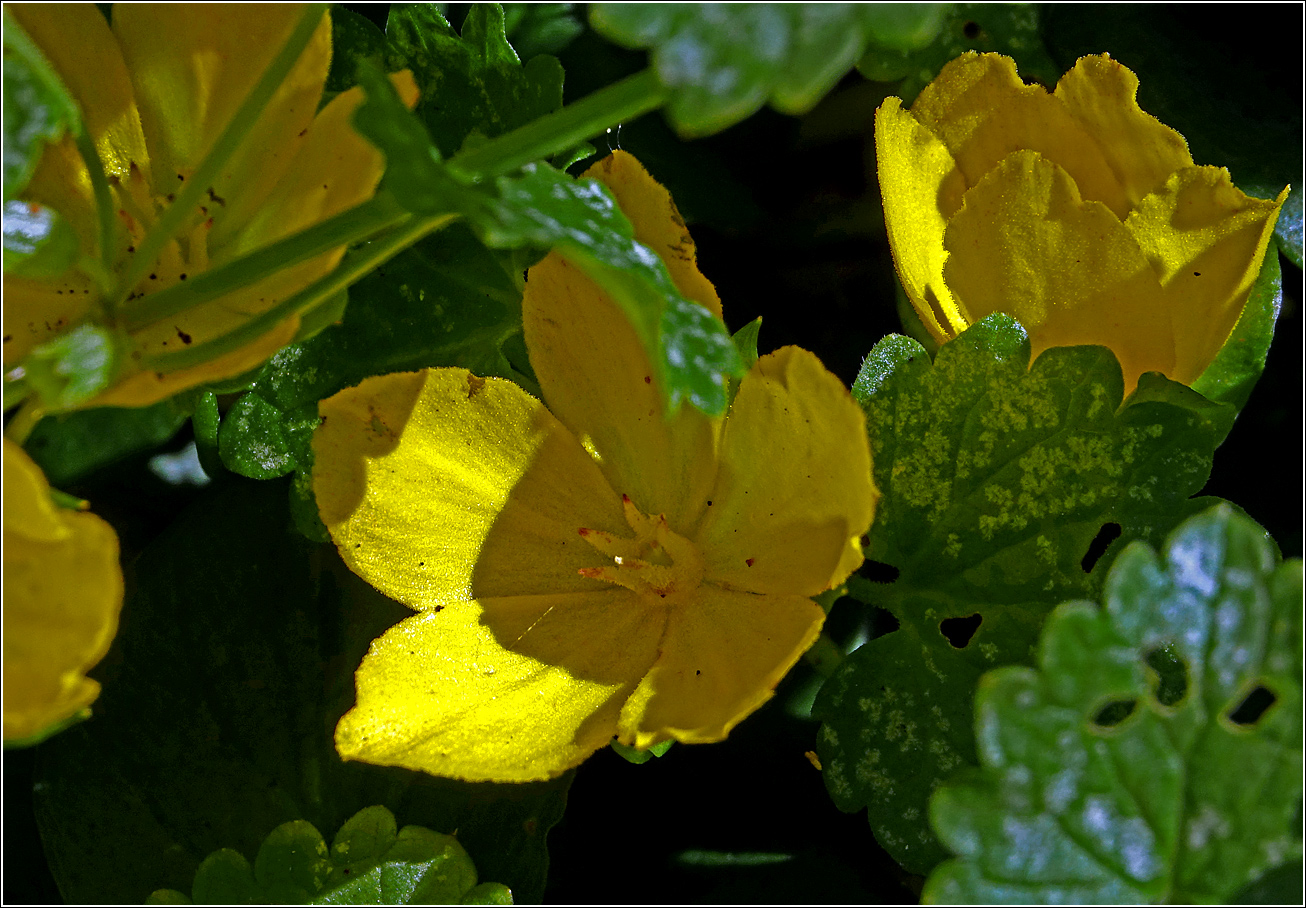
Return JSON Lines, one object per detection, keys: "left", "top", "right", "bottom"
{"left": 313, "top": 152, "right": 877, "bottom": 782}
{"left": 4, "top": 4, "right": 415, "bottom": 407}
{"left": 877, "top": 52, "right": 1287, "bottom": 393}
{"left": 3, "top": 440, "right": 123, "bottom": 742}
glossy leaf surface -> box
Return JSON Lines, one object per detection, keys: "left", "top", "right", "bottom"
{"left": 925, "top": 505, "right": 1303, "bottom": 903}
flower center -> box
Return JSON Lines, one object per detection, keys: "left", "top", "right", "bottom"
{"left": 108, "top": 162, "right": 215, "bottom": 301}
{"left": 578, "top": 495, "right": 704, "bottom": 604}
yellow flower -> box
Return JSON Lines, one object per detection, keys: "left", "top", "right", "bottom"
{"left": 313, "top": 152, "right": 877, "bottom": 782}
{"left": 877, "top": 52, "right": 1287, "bottom": 393}
{"left": 3, "top": 439, "right": 123, "bottom": 742}
{"left": 3, "top": 4, "right": 417, "bottom": 408}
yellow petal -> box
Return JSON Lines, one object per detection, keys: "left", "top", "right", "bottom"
{"left": 1054, "top": 54, "right": 1193, "bottom": 208}
{"left": 875, "top": 96, "right": 970, "bottom": 341}
{"left": 942, "top": 150, "right": 1176, "bottom": 391}
{"left": 911, "top": 52, "right": 1130, "bottom": 220}
{"left": 93, "top": 73, "right": 419, "bottom": 409}
{"left": 111, "top": 4, "right": 332, "bottom": 250}
{"left": 522, "top": 155, "right": 724, "bottom": 534}
{"left": 2, "top": 268, "right": 99, "bottom": 369}
{"left": 234, "top": 72, "right": 420, "bottom": 255}
{"left": 696, "top": 346, "right": 876, "bottom": 596}
{"left": 314, "top": 368, "right": 632, "bottom": 608}
{"left": 616, "top": 586, "right": 825, "bottom": 748}
{"left": 336, "top": 588, "right": 665, "bottom": 781}
{"left": 9, "top": 3, "right": 150, "bottom": 182}
{"left": 1126, "top": 168, "right": 1287, "bottom": 385}
{"left": 3, "top": 440, "right": 123, "bottom": 741}
{"left": 90, "top": 314, "right": 301, "bottom": 408}
{"left": 584, "top": 150, "right": 723, "bottom": 317}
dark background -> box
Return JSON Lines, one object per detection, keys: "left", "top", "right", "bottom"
{"left": 5, "top": 4, "right": 1301, "bottom": 903}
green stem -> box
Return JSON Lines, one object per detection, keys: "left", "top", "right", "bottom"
{"left": 3, "top": 374, "right": 31, "bottom": 412}
{"left": 119, "top": 195, "right": 408, "bottom": 332}
{"left": 4, "top": 398, "right": 46, "bottom": 446}
{"left": 447, "top": 68, "right": 668, "bottom": 179}
{"left": 142, "top": 213, "right": 457, "bottom": 373}
{"left": 111, "top": 4, "right": 329, "bottom": 306}
{"left": 72, "top": 129, "right": 118, "bottom": 297}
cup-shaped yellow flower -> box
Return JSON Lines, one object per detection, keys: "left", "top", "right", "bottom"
{"left": 3, "top": 439, "right": 123, "bottom": 742}
{"left": 4, "top": 4, "right": 416, "bottom": 408}
{"left": 877, "top": 51, "right": 1287, "bottom": 393}
{"left": 313, "top": 152, "right": 877, "bottom": 782}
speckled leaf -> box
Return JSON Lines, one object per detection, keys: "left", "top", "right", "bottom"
{"left": 857, "top": 3, "right": 1058, "bottom": 102}
{"left": 326, "top": 7, "right": 388, "bottom": 93}
{"left": 385, "top": 3, "right": 564, "bottom": 157}
{"left": 472, "top": 161, "right": 744, "bottom": 414}
{"left": 589, "top": 3, "right": 950, "bottom": 137}
{"left": 814, "top": 314, "right": 1222, "bottom": 874}
{"left": 924, "top": 505, "right": 1303, "bottom": 903}
{"left": 34, "top": 480, "right": 569, "bottom": 904}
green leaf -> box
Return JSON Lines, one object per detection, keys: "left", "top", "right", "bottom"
{"left": 325, "top": 7, "right": 388, "bottom": 93}
{"left": 3, "top": 199, "right": 78, "bottom": 278}
{"left": 610, "top": 739, "right": 674, "bottom": 765}
{"left": 473, "top": 161, "right": 744, "bottom": 414}
{"left": 218, "top": 392, "right": 299, "bottom": 480}
{"left": 1190, "top": 248, "right": 1283, "bottom": 444}
{"left": 924, "top": 505, "right": 1303, "bottom": 903}
{"left": 22, "top": 394, "right": 191, "bottom": 486}
{"left": 351, "top": 61, "right": 453, "bottom": 215}
{"left": 462, "top": 882, "right": 515, "bottom": 904}
{"left": 1274, "top": 184, "right": 1303, "bottom": 269}
{"left": 813, "top": 314, "right": 1223, "bottom": 874}
{"left": 23, "top": 323, "right": 122, "bottom": 411}
{"left": 1231, "top": 860, "right": 1305, "bottom": 905}
{"left": 857, "top": 4, "right": 1058, "bottom": 101}
{"left": 33, "top": 480, "right": 566, "bottom": 904}
{"left": 590, "top": 4, "right": 950, "bottom": 137}
{"left": 502, "top": 3, "right": 584, "bottom": 59}
{"left": 150, "top": 806, "right": 511, "bottom": 905}
{"left": 256, "top": 820, "right": 332, "bottom": 903}
{"left": 2, "top": 8, "right": 81, "bottom": 200}
{"left": 193, "top": 849, "right": 258, "bottom": 904}
{"left": 385, "top": 3, "right": 565, "bottom": 158}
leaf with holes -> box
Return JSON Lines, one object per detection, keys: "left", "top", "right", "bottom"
{"left": 924, "top": 505, "right": 1303, "bottom": 903}
{"left": 590, "top": 3, "right": 949, "bottom": 137}
{"left": 814, "top": 313, "right": 1224, "bottom": 874}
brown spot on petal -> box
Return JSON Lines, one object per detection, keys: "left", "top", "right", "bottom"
{"left": 466, "top": 374, "right": 486, "bottom": 398}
